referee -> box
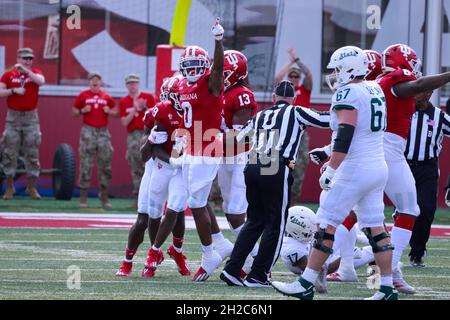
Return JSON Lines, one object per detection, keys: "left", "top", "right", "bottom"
{"left": 405, "top": 90, "right": 450, "bottom": 267}
{"left": 220, "top": 80, "right": 329, "bottom": 287}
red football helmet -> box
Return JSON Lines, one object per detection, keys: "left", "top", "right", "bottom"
{"left": 179, "top": 45, "right": 210, "bottom": 83}
{"left": 160, "top": 74, "right": 183, "bottom": 111}
{"left": 223, "top": 50, "right": 248, "bottom": 90}
{"left": 364, "top": 50, "right": 382, "bottom": 80}
{"left": 382, "top": 44, "right": 422, "bottom": 78}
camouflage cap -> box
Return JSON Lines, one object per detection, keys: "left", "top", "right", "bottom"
{"left": 125, "top": 73, "right": 140, "bottom": 83}
{"left": 88, "top": 71, "right": 102, "bottom": 80}
{"left": 288, "top": 67, "right": 301, "bottom": 76}
{"left": 17, "top": 47, "right": 34, "bottom": 58}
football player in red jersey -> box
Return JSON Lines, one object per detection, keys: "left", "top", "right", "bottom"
{"left": 177, "top": 18, "right": 225, "bottom": 281}
{"left": 364, "top": 50, "right": 382, "bottom": 81}
{"left": 218, "top": 50, "right": 259, "bottom": 275}
{"left": 376, "top": 43, "right": 450, "bottom": 294}
{"left": 116, "top": 106, "right": 160, "bottom": 277}
{"left": 140, "top": 75, "right": 191, "bottom": 277}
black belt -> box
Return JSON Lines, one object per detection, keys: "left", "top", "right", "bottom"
{"left": 254, "top": 156, "right": 295, "bottom": 169}
{"left": 407, "top": 158, "right": 437, "bottom": 166}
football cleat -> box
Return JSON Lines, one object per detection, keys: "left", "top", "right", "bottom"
{"left": 116, "top": 261, "right": 132, "bottom": 277}
{"left": 220, "top": 270, "right": 244, "bottom": 286}
{"left": 192, "top": 251, "right": 222, "bottom": 282}
{"left": 393, "top": 266, "right": 416, "bottom": 294}
{"left": 243, "top": 277, "right": 271, "bottom": 288}
{"left": 167, "top": 244, "right": 191, "bottom": 276}
{"left": 364, "top": 286, "right": 398, "bottom": 300}
{"left": 271, "top": 278, "right": 315, "bottom": 300}
{"left": 142, "top": 248, "right": 162, "bottom": 278}
{"left": 214, "top": 238, "right": 234, "bottom": 261}
{"left": 326, "top": 270, "right": 358, "bottom": 282}
{"left": 327, "top": 265, "right": 358, "bottom": 282}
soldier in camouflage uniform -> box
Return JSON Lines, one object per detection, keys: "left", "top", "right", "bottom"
{"left": 119, "top": 74, "right": 156, "bottom": 207}
{"left": 73, "top": 72, "right": 117, "bottom": 208}
{"left": 291, "top": 131, "right": 309, "bottom": 202}
{"left": 0, "top": 48, "right": 45, "bottom": 200}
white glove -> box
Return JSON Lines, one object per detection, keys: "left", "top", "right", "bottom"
{"left": 148, "top": 128, "right": 168, "bottom": 144}
{"left": 211, "top": 17, "right": 224, "bottom": 40}
{"left": 309, "top": 145, "right": 332, "bottom": 165}
{"left": 319, "top": 165, "right": 335, "bottom": 190}
{"left": 446, "top": 188, "right": 450, "bottom": 207}
{"left": 169, "top": 155, "right": 184, "bottom": 168}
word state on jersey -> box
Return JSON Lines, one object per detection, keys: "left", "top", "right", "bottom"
{"left": 317, "top": 81, "right": 388, "bottom": 229}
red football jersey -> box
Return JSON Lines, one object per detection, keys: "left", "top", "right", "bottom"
{"left": 1, "top": 68, "right": 43, "bottom": 111}
{"left": 223, "top": 84, "right": 258, "bottom": 156}
{"left": 178, "top": 71, "right": 224, "bottom": 156}
{"left": 74, "top": 89, "right": 115, "bottom": 128}
{"left": 153, "top": 101, "right": 183, "bottom": 155}
{"left": 143, "top": 107, "right": 155, "bottom": 130}
{"left": 377, "top": 69, "right": 416, "bottom": 140}
{"left": 293, "top": 84, "right": 311, "bottom": 108}
{"left": 119, "top": 92, "right": 156, "bottom": 132}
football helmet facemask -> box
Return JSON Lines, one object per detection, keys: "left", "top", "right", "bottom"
{"left": 179, "top": 45, "right": 210, "bottom": 83}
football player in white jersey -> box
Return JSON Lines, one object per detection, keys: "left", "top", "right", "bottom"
{"left": 272, "top": 46, "right": 396, "bottom": 300}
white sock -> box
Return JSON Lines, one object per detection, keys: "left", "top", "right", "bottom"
{"left": 302, "top": 267, "right": 320, "bottom": 284}
{"left": 251, "top": 242, "right": 260, "bottom": 257}
{"left": 338, "top": 226, "right": 357, "bottom": 271}
{"left": 391, "top": 226, "right": 412, "bottom": 272}
{"left": 174, "top": 246, "right": 183, "bottom": 253}
{"left": 332, "top": 224, "right": 347, "bottom": 254}
{"left": 380, "top": 274, "right": 393, "bottom": 287}
{"left": 211, "top": 232, "right": 225, "bottom": 244}
{"left": 201, "top": 244, "right": 214, "bottom": 255}
{"left": 230, "top": 225, "right": 243, "bottom": 240}
{"left": 152, "top": 245, "right": 160, "bottom": 251}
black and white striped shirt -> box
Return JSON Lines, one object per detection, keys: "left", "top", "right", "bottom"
{"left": 237, "top": 101, "right": 329, "bottom": 162}
{"left": 405, "top": 103, "right": 450, "bottom": 161}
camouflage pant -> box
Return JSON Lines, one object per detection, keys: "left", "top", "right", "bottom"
{"left": 1, "top": 109, "right": 41, "bottom": 178}
{"left": 291, "top": 131, "right": 310, "bottom": 202}
{"left": 78, "top": 125, "right": 113, "bottom": 190}
{"left": 126, "top": 130, "right": 145, "bottom": 195}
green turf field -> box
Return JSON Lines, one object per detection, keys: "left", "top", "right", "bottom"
{"left": 1, "top": 227, "right": 450, "bottom": 300}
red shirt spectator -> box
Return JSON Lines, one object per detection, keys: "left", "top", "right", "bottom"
{"left": 1, "top": 68, "right": 43, "bottom": 111}
{"left": 74, "top": 89, "right": 115, "bottom": 128}
{"left": 119, "top": 92, "right": 155, "bottom": 132}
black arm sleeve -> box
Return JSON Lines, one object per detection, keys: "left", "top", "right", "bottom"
{"left": 333, "top": 123, "right": 355, "bottom": 154}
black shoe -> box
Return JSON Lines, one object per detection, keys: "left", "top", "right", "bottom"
{"left": 243, "top": 277, "right": 271, "bottom": 288}
{"left": 220, "top": 270, "right": 244, "bottom": 286}
{"left": 410, "top": 256, "right": 425, "bottom": 268}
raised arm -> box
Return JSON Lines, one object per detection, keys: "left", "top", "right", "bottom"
{"left": 208, "top": 18, "right": 224, "bottom": 97}
{"left": 393, "top": 72, "right": 450, "bottom": 98}
{"left": 289, "top": 48, "right": 313, "bottom": 91}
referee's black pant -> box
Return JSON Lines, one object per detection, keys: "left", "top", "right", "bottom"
{"left": 408, "top": 159, "right": 439, "bottom": 259}
{"left": 224, "top": 161, "right": 293, "bottom": 282}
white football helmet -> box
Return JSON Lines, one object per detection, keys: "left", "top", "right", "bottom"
{"left": 326, "top": 46, "right": 368, "bottom": 90}
{"left": 285, "top": 206, "right": 317, "bottom": 243}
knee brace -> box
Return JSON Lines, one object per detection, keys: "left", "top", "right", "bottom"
{"left": 362, "top": 228, "right": 394, "bottom": 253}
{"left": 313, "top": 228, "right": 334, "bottom": 254}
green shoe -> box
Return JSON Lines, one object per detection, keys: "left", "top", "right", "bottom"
{"left": 271, "top": 277, "right": 315, "bottom": 300}
{"left": 365, "top": 285, "right": 398, "bottom": 300}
